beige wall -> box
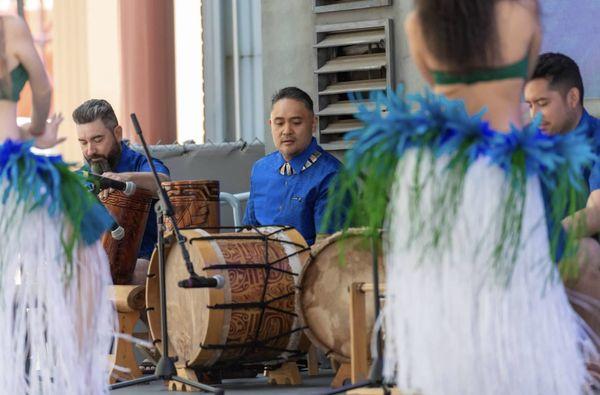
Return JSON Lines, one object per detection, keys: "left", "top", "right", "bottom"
{"left": 53, "top": 0, "right": 122, "bottom": 164}
{"left": 261, "top": 0, "right": 423, "bottom": 153}
{"left": 260, "top": 0, "right": 599, "bottom": 155}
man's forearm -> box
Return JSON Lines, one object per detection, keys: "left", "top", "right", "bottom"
{"left": 119, "top": 172, "right": 170, "bottom": 197}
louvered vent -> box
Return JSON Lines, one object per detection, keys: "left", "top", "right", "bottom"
{"left": 313, "top": 0, "right": 392, "bottom": 13}
{"left": 314, "top": 19, "right": 394, "bottom": 151}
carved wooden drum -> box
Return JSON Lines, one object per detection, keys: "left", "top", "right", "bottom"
{"left": 100, "top": 188, "right": 154, "bottom": 284}
{"left": 297, "top": 229, "right": 384, "bottom": 363}
{"left": 162, "top": 180, "right": 220, "bottom": 231}
{"left": 146, "top": 226, "right": 309, "bottom": 369}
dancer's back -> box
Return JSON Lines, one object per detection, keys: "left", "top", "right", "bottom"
{"left": 0, "top": 14, "right": 51, "bottom": 142}
{"left": 405, "top": 0, "right": 540, "bottom": 131}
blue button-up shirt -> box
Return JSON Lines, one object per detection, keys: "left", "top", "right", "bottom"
{"left": 581, "top": 110, "right": 600, "bottom": 190}
{"left": 243, "top": 138, "right": 342, "bottom": 245}
{"left": 114, "top": 141, "right": 170, "bottom": 259}
{"left": 542, "top": 109, "right": 600, "bottom": 261}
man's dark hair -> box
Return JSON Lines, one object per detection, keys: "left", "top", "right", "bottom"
{"left": 72, "top": 99, "right": 119, "bottom": 132}
{"left": 531, "top": 52, "right": 584, "bottom": 104}
{"left": 271, "top": 87, "right": 314, "bottom": 113}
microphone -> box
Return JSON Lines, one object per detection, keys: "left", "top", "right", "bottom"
{"left": 178, "top": 274, "right": 225, "bottom": 289}
{"left": 83, "top": 172, "right": 136, "bottom": 196}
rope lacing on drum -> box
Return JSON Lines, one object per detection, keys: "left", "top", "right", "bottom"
{"left": 207, "top": 291, "right": 297, "bottom": 316}
{"left": 189, "top": 225, "right": 309, "bottom": 359}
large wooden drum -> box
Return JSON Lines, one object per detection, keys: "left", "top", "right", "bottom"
{"left": 100, "top": 188, "right": 154, "bottom": 284}
{"left": 162, "top": 180, "right": 220, "bottom": 231}
{"left": 297, "top": 229, "right": 384, "bottom": 363}
{"left": 146, "top": 226, "right": 309, "bottom": 369}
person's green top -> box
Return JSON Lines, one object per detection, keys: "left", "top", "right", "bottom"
{"left": 431, "top": 55, "right": 528, "bottom": 85}
{"left": 0, "top": 63, "right": 29, "bottom": 102}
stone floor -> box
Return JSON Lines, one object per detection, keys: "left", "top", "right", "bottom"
{"left": 112, "top": 371, "right": 337, "bottom": 395}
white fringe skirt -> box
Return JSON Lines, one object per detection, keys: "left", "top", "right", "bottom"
{"left": 0, "top": 192, "right": 115, "bottom": 394}
{"left": 383, "top": 150, "right": 597, "bottom": 395}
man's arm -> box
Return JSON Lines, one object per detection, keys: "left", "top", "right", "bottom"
{"left": 102, "top": 171, "right": 170, "bottom": 197}
{"left": 100, "top": 156, "right": 171, "bottom": 198}
{"left": 562, "top": 189, "right": 600, "bottom": 236}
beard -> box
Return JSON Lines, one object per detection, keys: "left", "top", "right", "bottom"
{"left": 85, "top": 141, "right": 122, "bottom": 174}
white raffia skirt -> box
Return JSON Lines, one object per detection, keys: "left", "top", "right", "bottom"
{"left": 383, "top": 150, "right": 597, "bottom": 395}
{"left": 0, "top": 191, "right": 115, "bottom": 394}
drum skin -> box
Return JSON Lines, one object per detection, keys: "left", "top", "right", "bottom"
{"left": 162, "top": 180, "right": 220, "bottom": 231}
{"left": 100, "top": 188, "right": 154, "bottom": 284}
{"left": 146, "top": 227, "right": 309, "bottom": 369}
{"left": 297, "top": 229, "right": 384, "bottom": 363}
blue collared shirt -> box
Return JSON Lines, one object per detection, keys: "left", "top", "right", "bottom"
{"left": 542, "top": 109, "right": 600, "bottom": 262}
{"left": 243, "top": 138, "right": 342, "bottom": 245}
{"left": 581, "top": 110, "right": 600, "bottom": 190}
{"left": 114, "top": 141, "right": 170, "bottom": 259}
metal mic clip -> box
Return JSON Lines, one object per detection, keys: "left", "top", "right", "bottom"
{"left": 111, "top": 225, "right": 125, "bottom": 240}
{"left": 123, "top": 181, "right": 136, "bottom": 196}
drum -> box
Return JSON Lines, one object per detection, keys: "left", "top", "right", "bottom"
{"left": 146, "top": 226, "right": 309, "bottom": 369}
{"left": 100, "top": 188, "right": 154, "bottom": 284}
{"left": 162, "top": 180, "right": 220, "bottom": 230}
{"left": 297, "top": 229, "right": 384, "bottom": 363}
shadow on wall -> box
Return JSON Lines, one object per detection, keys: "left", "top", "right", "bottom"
{"left": 131, "top": 140, "right": 266, "bottom": 226}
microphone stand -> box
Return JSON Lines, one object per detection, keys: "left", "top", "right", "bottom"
{"left": 109, "top": 114, "right": 222, "bottom": 394}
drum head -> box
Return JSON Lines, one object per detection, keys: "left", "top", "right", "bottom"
{"left": 297, "top": 229, "right": 384, "bottom": 362}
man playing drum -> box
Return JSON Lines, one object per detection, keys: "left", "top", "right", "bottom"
{"left": 243, "top": 87, "right": 343, "bottom": 245}
{"left": 73, "top": 99, "right": 171, "bottom": 284}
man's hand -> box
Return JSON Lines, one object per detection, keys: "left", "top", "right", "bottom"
{"left": 33, "top": 113, "right": 66, "bottom": 149}
{"left": 97, "top": 171, "right": 127, "bottom": 200}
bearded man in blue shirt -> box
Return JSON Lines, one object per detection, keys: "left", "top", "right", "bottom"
{"left": 73, "top": 99, "right": 170, "bottom": 284}
{"left": 243, "top": 87, "right": 342, "bottom": 245}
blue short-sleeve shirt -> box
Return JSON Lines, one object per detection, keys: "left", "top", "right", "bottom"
{"left": 243, "top": 137, "right": 342, "bottom": 245}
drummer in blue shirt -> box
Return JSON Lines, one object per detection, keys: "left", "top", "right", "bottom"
{"left": 525, "top": 53, "right": 600, "bottom": 265}
{"left": 243, "top": 87, "right": 342, "bottom": 245}
{"left": 73, "top": 99, "right": 170, "bottom": 284}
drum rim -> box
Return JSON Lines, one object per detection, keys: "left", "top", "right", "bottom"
{"left": 145, "top": 228, "right": 227, "bottom": 368}
{"left": 161, "top": 180, "right": 220, "bottom": 187}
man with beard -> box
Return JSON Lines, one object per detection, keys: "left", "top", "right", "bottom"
{"left": 73, "top": 99, "right": 170, "bottom": 284}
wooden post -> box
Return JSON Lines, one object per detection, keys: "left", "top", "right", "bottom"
{"left": 350, "top": 282, "right": 369, "bottom": 383}
{"left": 307, "top": 345, "right": 319, "bottom": 376}
{"left": 108, "top": 285, "right": 146, "bottom": 383}
{"left": 330, "top": 362, "right": 352, "bottom": 388}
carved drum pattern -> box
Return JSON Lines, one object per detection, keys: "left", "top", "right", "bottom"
{"left": 162, "top": 180, "right": 220, "bottom": 231}
{"left": 100, "top": 188, "right": 154, "bottom": 284}
{"left": 146, "top": 227, "right": 309, "bottom": 369}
